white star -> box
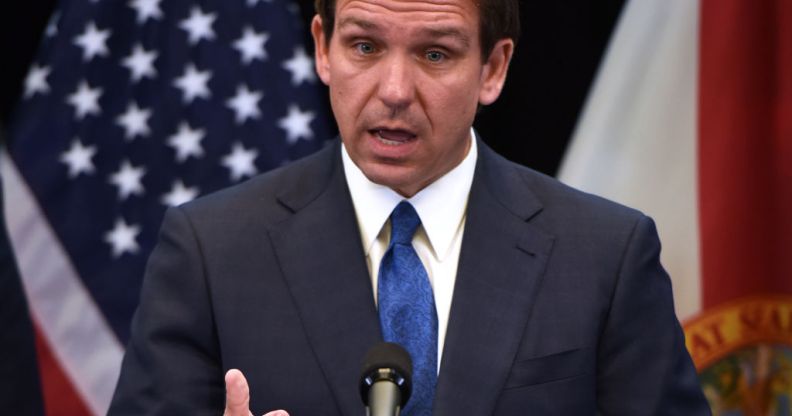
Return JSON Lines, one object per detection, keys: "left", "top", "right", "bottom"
{"left": 232, "top": 26, "right": 269, "bottom": 65}
{"left": 66, "top": 80, "right": 103, "bottom": 119}
{"left": 246, "top": 0, "right": 273, "bottom": 6}
{"left": 60, "top": 139, "right": 97, "bottom": 178}
{"left": 121, "top": 44, "right": 157, "bottom": 82}
{"left": 221, "top": 142, "right": 258, "bottom": 181}
{"left": 104, "top": 218, "right": 141, "bottom": 258}
{"left": 46, "top": 12, "right": 59, "bottom": 37}
{"left": 167, "top": 122, "right": 205, "bottom": 162}
{"left": 179, "top": 7, "right": 217, "bottom": 45}
{"left": 24, "top": 64, "right": 51, "bottom": 98}
{"left": 73, "top": 21, "right": 111, "bottom": 61}
{"left": 109, "top": 160, "right": 146, "bottom": 200}
{"left": 226, "top": 85, "right": 263, "bottom": 124}
{"left": 173, "top": 64, "right": 212, "bottom": 103}
{"left": 128, "top": 0, "right": 163, "bottom": 24}
{"left": 282, "top": 47, "right": 316, "bottom": 86}
{"left": 278, "top": 104, "right": 315, "bottom": 144}
{"left": 116, "top": 102, "right": 152, "bottom": 140}
{"left": 161, "top": 180, "right": 199, "bottom": 207}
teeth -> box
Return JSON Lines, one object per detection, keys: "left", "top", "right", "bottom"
{"left": 375, "top": 131, "right": 407, "bottom": 146}
{"left": 377, "top": 136, "right": 403, "bottom": 146}
{"left": 375, "top": 129, "right": 413, "bottom": 145}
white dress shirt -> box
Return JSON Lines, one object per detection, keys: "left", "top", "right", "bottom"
{"left": 341, "top": 129, "right": 478, "bottom": 367}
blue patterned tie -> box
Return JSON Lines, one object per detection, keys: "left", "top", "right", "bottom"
{"left": 378, "top": 201, "right": 438, "bottom": 416}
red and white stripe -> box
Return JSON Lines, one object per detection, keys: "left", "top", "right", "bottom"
{"left": 2, "top": 153, "right": 123, "bottom": 415}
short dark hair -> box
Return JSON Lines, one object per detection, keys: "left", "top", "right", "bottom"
{"left": 313, "top": 0, "right": 520, "bottom": 60}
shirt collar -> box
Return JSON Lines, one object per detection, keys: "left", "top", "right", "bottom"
{"left": 342, "top": 128, "right": 478, "bottom": 261}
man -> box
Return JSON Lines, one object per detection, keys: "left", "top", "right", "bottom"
{"left": 109, "top": 0, "right": 711, "bottom": 414}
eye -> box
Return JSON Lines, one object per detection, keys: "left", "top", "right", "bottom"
{"left": 425, "top": 50, "right": 446, "bottom": 63}
{"left": 354, "top": 42, "right": 376, "bottom": 55}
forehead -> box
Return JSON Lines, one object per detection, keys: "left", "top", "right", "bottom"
{"left": 334, "top": 0, "right": 479, "bottom": 33}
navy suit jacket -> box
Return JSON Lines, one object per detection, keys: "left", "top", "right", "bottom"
{"left": 109, "top": 139, "right": 710, "bottom": 415}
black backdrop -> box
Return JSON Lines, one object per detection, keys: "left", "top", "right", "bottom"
{"left": 0, "top": 0, "right": 625, "bottom": 176}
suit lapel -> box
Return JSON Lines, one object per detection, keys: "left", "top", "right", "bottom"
{"left": 268, "top": 142, "right": 381, "bottom": 416}
{"left": 267, "top": 139, "right": 554, "bottom": 415}
{"left": 434, "top": 142, "right": 555, "bottom": 415}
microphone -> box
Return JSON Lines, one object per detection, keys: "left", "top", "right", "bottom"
{"left": 359, "top": 342, "right": 413, "bottom": 416}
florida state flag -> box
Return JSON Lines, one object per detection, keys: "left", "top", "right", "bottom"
{"left": 560, "top": 0, "right": 792, "bottom": 413}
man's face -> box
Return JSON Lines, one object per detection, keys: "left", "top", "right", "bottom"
{"left": 312, "top": 0, "right": 513, "bottom": 197}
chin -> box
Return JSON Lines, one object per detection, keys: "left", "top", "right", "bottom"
{"left": 361, "top": 166, "right": 416, "bottom": 194}
{"left": 364, "top": 171, "right": 405, "bottom": 189}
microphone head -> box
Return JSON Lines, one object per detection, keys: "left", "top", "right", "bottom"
{"left": 359, "top": 342, "right": 413, "bottom": 406}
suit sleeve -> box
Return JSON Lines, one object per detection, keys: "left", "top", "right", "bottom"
{"left": 595, "top": 215, "right": 711, "bottom": 415}
{"left": 108, "top": 207, "right": 224, "bottom": 416}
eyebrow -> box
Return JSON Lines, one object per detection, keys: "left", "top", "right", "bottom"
{"left": 336, "top": 17, "right": 471, "bottom": 48}
{"left": 418, "top": 26, "right": 471, "bottom": 48}
{"left": 337, "top": 17, "right": 380, "bottom": 31}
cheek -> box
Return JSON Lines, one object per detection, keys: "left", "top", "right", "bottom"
{"left": 328, "top": 73, "right": 377, "bottom": 143}
{"left": 328, "top": 74, "right": 354, "bottom": 120}
{"left": 426, "top": 75, "right": 479, "bottom": 126}
{"left": 330, "top": 64, "right": 376, "bottom": 112}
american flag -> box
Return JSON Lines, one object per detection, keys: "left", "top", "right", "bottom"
{"left": 2, "top": 0, "right": 332, "bottom": 414}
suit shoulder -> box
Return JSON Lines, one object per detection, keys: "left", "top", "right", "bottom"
{"left": 176, "top": 142, "right": 337, "bottom": 224}
{"left": 495, "top": 152, "right": 643, "bottom": 219}
{"left": 492, "top": 156, "right": 647, "bottom": 239}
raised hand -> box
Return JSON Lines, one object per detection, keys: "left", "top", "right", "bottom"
{"left": 223, "top": 369, "right": 289, "bottom": 416}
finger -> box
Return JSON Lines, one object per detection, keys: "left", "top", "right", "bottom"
{"left": 224, "top": 369, "right": 253, "bottom": 416}
{"left": 262, "top": 411, "right": 289, "bottom": 416}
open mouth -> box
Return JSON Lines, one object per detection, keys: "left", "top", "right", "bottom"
{"left": 370, "top": 129, "right": 417, "bottom": 145}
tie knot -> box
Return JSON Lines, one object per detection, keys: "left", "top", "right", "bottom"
{"left": 389, "top": 201, "right": 421, "bottom": 245}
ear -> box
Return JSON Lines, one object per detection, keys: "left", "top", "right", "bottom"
{"left": 478, "top": 38, "right": 514, "bottom": 105}
{"left": 311, "top": 15, "right": 331, "bottom": 86}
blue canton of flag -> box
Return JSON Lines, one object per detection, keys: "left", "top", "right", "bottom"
{"left": 4, "top": 0, "right": 332, "bottom": 413}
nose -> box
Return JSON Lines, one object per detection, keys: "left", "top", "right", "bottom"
{"left": 377, "top": 54, "right": 415, "bottom": 112}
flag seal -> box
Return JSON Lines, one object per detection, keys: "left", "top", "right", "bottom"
{"left": 683, "top": 296, "right": 792, "bottom": 414}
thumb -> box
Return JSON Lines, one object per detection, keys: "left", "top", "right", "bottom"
{"left": 224, "top": 369, "right": 253, "bottom": 416}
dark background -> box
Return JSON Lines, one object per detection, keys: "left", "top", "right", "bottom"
{"left": 0, "top": 0, "right": 625, "bottom": 176}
